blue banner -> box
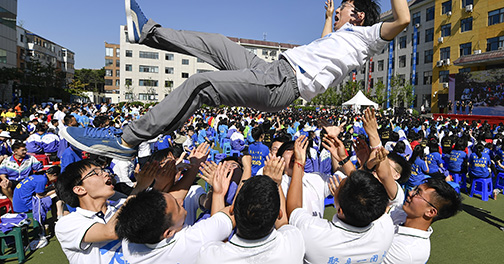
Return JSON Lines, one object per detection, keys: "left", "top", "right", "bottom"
{"left": 387, "top": 40, "right": 394, "bottom": 108}
{"left": 412, "top": 25, "right": 418, "bottom": 108}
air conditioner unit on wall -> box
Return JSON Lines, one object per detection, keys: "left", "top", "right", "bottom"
{"left": 474, "top": 50, "right": 482, "bottom": 54}
{"left": 465, "top": 4, "right": 473, "bottom": 12}
{"left": 437, "top": 60, "right": 443, "bottom": 67}
{"left": 415, "top": 23, "right": 420, "bottom": 28}
{"left": 444, "top": 58, "right": 450, "bottom": 65}
{"left": 443, "top": 83, "right": 449, "bottom": 88}
{"left": 438, "top": 37, "right": 444, "bottom": 43}
{"left": 447, "top": 11, "right": 452, "bottom": 16}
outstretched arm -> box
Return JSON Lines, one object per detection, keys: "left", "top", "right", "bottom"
{"left": 322, "top": 0, "right": 335, "bottom": 38}
{"left": 380, "top": 0, "right": 410, "bottom": 41}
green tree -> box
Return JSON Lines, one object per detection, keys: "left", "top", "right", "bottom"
{"left": 373, "top": 80, "right": 386, "bottom": 107}
{"left": 73, "top": 68, "right": 105, "bottom": 92}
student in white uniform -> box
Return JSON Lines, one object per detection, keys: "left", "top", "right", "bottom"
{"left": 384, "top": 178, "right": 461, "bottom": 264}
{"left": 54, "top": 159, "right": 156, "bottom": 264}
{"left": 197, "top": 173, "right": 305, "bottom": 263}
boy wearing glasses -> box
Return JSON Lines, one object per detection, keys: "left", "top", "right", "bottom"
{"left": 55, "top": 159, "right": 157, "bottom": 263}
{"left": 62, "top": 0, "right": 411, "bottom": 161}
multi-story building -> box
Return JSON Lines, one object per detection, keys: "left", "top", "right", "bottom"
{"left": 104, "top": 42, "right": 120, "bottom": 94}
{"left": 116, "top": 25, "right": 297, "bottom": 103}
{"left": 17, "top": 26, "right": 75, "bottom": 85}
{"left": 0, "top": 0, "right": 17, "bottom": 102}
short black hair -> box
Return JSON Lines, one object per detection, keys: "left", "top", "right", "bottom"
{"left": 423, "top": 178, "right": 462, "bottom": 222}
{"left": 55, "top": 159, "right": 99, "bottom": 207}
{"left": 251, "top": 127, "right": 264, "bottom": 141}
{"left": 115, "top": 190, "right": 173, "bottom": 244}
{"left": 234, "top": 175, "right": 280, "bottom": 239}
{"left": 276, "top": 141, "right": 295, "bottom": 157}
{"left": 11, "top": 141, "right": 25, "bottom": 151}
{"left": 347, "top": 0, "right": 381, "bottom": 26}
{"left": 338, "top": 170, "right": 388, "bottom": 227}
{"left": 388, "top": 152, "right": 411, "bottom": 184}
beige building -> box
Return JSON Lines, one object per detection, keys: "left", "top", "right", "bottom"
{"left": 113, "top": 25, "right": 297, "bottom": 103}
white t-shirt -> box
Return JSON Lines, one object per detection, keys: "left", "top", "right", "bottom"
{"left": 196, "top": 225, "right": 305, "bottom": 264}
{"left": 281, "top": 172, "right": 331, "bottom": 218}
{"left": 122, "top": 212, "right": 233, "bottom": 264}
{"left": 55, "top": 200, "right": 126, "bottom": 264}
{"left": 383, "top": 207, "right": 433, "bottom": 264}
{"left": 290, "top": 208, "right": 394, "bottom": 264}
{"left": 283, "top": 22, "right": 388, "bottom": 101}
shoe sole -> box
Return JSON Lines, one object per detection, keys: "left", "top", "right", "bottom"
{"left": 125, "top": 0, "right": 139, "bottom": 43}
{"left": 60, "top": 127, "right": 135, "bottom": 161}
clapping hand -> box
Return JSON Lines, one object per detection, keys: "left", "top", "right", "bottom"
{"left": 264, "top": 155, "right": 286, "bottom": 185}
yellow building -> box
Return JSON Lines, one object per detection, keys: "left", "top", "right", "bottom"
{"left": 432, "top": 0, "right": 504, "bottom": 112}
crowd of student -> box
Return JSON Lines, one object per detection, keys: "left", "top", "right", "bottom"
{"left": 4, "top": 100, "right": 504, "bottom": 263}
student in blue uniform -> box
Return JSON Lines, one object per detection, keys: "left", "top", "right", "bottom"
{"left": 13, "top": 166, "right": 60, "bottom": 213}
{"left": 468, "top": 144, "right": 491, "bottom": 179}
{"left": 248, "top": 127, "right": 269, "bottom": 176}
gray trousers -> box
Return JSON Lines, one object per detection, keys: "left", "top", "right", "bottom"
{"left": 122, "top": 20, "right": 299, "bottom": 146}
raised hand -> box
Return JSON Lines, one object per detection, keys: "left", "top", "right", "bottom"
{"left": 294, "top": 135, "right": 308, "bottom": 165}
{"left": 362, "top": 108, "right": 379, "bottom": 135}
{"left": 134, "top": 161, "right": 159, "bottom": 191}
{"left": 200, "top": 161, "right": 218, "bottom": 186}
{"left": 263, "top": 156, "right": 286, "bottom": 185}
{"left": 328, "top": 174, "right": 342, "bottom": 197}
{"left": 212, "top": 163, "right": 233, "bottom": 196}
{"left": 325, "top": 0, "right": 335, "bottom": 19}
{"left": 153, "top": 159, "right": 177, "bottom": 192}
{"left": 353, "top": 137, "right": 370, "bottom": 165}
{"left": 322, "top": 136, "right": 347, "bottom": 161}
{"left": 189, "top": 142, "right": 210, "bottom": 164}
{"left": 320, "top": 119, "right": 345, "bottom": 139}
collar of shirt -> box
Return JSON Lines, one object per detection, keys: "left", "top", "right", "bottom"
{"left": 396, "top": 225, "right": 433, "bottom": 240}
{"left": 75, "top": 201, "right": 120, "bottom": 222}
{"left": 12, "top": 155, "right": 24, "bottom": 166}
{"left": 228, "top": 229, "right": 278, "bottom": 248}
{"left": 331, "top": 214, "right": 374, "bottom": 234}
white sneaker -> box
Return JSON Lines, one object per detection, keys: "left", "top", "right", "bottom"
{"left": 29, "top": 236, "right": 48, "bottom": 250}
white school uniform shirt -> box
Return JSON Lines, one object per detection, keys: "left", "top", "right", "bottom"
{"left": 289, "top": 208, "right": 394, "bottom": 264}
{"left": 282, "top": 22, "right": 388, "bottom": 101}
{"left": 122, "top": 212, "right": 233, "bottom": 264}
{"left": 196, "top": 225, "right": 305, "bottom": 264}
{"left": 281, "top": 172, "right": 331, "bottom": 218}
{"left": 383, "top": 207, "right": 433, "bottom": 264}
{"left": 55, "top": 199, "right": 126, "bottom": 264}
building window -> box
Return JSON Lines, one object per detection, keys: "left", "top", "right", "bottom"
{"left": 461, "top": 17, "right": 473, "bottom": 32}
{"left": 105, "top": 59, "right": 113, "bottom": 66}
{"left": 116, "top": 60, "right": 120, "bottom": 67}
{"left": 125, "top": 79, "right": 132, "bottom": 86}
{"left": 125, "top": 64, "right": 132, "bottom": 71}
{"left": 126, "top": 50, "right": 133, "bottom": 57}
{"left": 165, "top": 67, "right": 174, "bottom": 74}
{"left": 181, "top": 59, "right": 189, "bottom": 65}
{"left": 462, "top": 0, "right": 473, "bottom": 7}
{"left": 139, "top": 79, "right": 158, "bottom": 87}
{"left": 197, "top": 69, "right": 212, "bottom": 73}
{"left": 460, "top": 43, "right": 472, "bottom": 56}
{"left": 459, "top": 68, "right": 471, "bottom": 73}
{"left": 0, "top": 49, "right": 7, "bottom": 64}
{"left": 246, "top": 48, "right": 257, "bottom": 55}
{"left": 441, "top": 24, "right": 451, "bottom": 37}
{"left": 105, "top": 69, "right": 113, "bottom": 77}
{"left": 115, "top": 79, "right": 120, "bottom": 87}
{"left": 182, "top": 72, "right": 189, "bottom": 78}
{"left": 439, "top": 70, "right": 450, "bottom": 83}
{"left": 378, "top": 60, "right": 384, "bottom": 71}
{"left": 139, "top": 65, "right": 159, "bottom": 73}
{"left": 426, "top": 6, "right": 435, "bottom": 21}
{"left": 488, "top": 8, "right": 504, "bottom": 26}
{"left": 262, "top": 49, "right": 269, "bottom": 56}
{"left": 138, "top": 93, "right": 148, "bottom": 100}
{"left": 165, "top": 80, "right": 173, "bottom": 88}
{"left": 399, "top": 36, "right": 407, "bottom": 49}
{"left": 197, "top": 58, "right": 205, "bottom": 63}
{"left": 139, "top": 51, "right": 159, "bottom": 59}
{"left": 116, "top": 48, "right": 120, "bottom": 57}
{"left": 270, "top": 50, "right": 277, "bottom": 57}
{"left": 412, "top": 12, "right": 421, "bottom": 25}
{"left": 442, "top": 1, "right": 452, "bottom": 14}
{"left": 399, "top": 55, "right": 406, "bottom": 68}
{"left": 425, "top": 28, "right": 434, "bottom": 42}
{"left": 440, "top": 47, "right": 450, "bottom": 60}
{"left": 116, "top": 70, "right": 120, "bottom": 77}
{"left": 0, "top": 8, "right": 15, "bottom": 29}
{"left": 20, "top": 34, "right": 23, "bottom": 42}
{"left": 106, "top": 47, "right": 114, "bottom": 57}
{"left": 165, "top": 53, "right": 174, "bottom": 60}
{"left": 125, "top": 93, "right": 133, "bottom": 100}
{"left": 105, "top": 79, "right": 113, "bottom": 86}
{"left": 423, "top": 71, "right": 432, "bottom": 85}
{"left": 487, "top": 36, "right": 504, "bottom": 51}
{"left": 424, "top": 49, "right": 433, "bottom": 63}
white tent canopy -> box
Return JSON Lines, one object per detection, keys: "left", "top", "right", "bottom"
{"left": 342, "top": 90, "right": 378, "bottom": 109}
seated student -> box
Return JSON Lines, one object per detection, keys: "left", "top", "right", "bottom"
{"left": 0, "top": 141, "right": 43, "bottom": 200}
{"left": 384, "top": 178, "right": 461, "bottom": 264}
{"left": 25, "top": 124, "right": 45, "bottom": 154}
{"left": 115, "top": 150, "right": 232, "bottom": 264}
{"left": 55, "top": 159, "right": 159, "bottom": 263}
{"left": 41, "top": 128, "right": 60, "bottom": 160}
{"left": 249, "top": 126, "right": 269, "bottom": 176}
{"left": 13, "top": 165, "right": 60, "bottom": 213}
{"left": 197, "top": 165, "right": 305, "bottom": 263}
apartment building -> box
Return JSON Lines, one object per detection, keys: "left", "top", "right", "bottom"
{"left": 114, "top": 25, "right": 297, "bottom": 103}
{"left": 104, "top": 42, "right": 120, "bottom": 93}
{"left": 0, "top": 0, "right": 17, "bottom": 102}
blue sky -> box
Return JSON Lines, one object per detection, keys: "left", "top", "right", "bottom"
{"left": 18, "top": 0, "right": 392, "bottom": 69}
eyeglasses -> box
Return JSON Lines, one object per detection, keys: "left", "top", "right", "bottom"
{"left": 411, "top": 187, "right": 437, "bottom": 210}
{"left": 76, "top": 167, "right": 111, "bottom": 186}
